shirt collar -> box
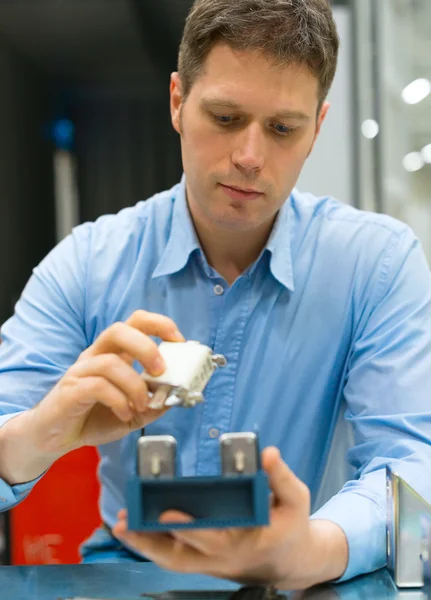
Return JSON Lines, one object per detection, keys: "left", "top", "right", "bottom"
{"left": 264, "top": 191, "right": 295, "bottom": 291}
{"left": 152, "top": 174, "right": 295, "bottom": 291}
{"left": 152, "top": 174, "right": 200, "bottom": 279}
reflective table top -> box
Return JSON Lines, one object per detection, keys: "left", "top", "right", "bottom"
{"left": 0, "top": 563, "right": 430, "bottom": 600}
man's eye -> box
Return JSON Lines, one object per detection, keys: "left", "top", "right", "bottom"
{"left": 272, "top": 123, "right": 295, "bottom": 136}
{"left": 213, "top": 115, "right": 237, "bottom": 125}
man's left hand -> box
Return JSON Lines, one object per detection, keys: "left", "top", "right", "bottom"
{"left": 112, "top": 447, "right": 348, "bottom": 590}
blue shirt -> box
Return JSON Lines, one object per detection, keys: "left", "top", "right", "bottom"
{"left": 1, "top": 176, "right": 431, "bottom": 582}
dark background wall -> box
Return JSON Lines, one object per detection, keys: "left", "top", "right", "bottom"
{"left": 0, "top": 0, "right": 187, "bottom": 325}
{"left": 72, "top": 95, "right": 182, "bottom": 223}
{"left": 0, "top": 41, "right": 55, "bottom": 324}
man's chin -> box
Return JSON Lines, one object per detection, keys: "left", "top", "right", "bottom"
{"left": 211, "top": 214, "right": 260, "bottom": 232}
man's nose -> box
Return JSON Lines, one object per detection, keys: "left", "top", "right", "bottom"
{"left": 231, "top": 123, "right": 265, "bottom": 175}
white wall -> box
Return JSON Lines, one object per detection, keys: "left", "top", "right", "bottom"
{"left": 296, "top": 6, "right": 353, "bottom": 205}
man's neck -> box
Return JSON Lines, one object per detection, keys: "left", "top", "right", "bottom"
{"left": 188, "top": 205, "right": 276, "bottom": 286}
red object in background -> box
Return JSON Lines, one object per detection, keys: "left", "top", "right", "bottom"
{"left": 9, "top": 447, "right": 101, "bottom": 565}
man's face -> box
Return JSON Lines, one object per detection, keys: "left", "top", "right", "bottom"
{"left": 170, "top": 43, "right": 329, "bottom": 232}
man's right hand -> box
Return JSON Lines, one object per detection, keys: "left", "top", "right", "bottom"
{"left": 0, "top": 310, "right": 184, "bottom": 485}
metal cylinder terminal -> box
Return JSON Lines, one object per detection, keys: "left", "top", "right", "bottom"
{"left": 212, "top": 354, "right": 227, "bottom": 367}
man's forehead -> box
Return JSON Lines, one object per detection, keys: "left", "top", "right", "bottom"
{"left": 191, "top": 44, "right": 320, "bottom": 114}
{"left": 200, "top": 96, "right": 312, "bottom": 122}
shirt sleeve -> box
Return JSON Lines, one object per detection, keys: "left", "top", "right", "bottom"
{"left": 311, "top": 227, "right": 431, "bottom": 582}
{"left": 0, "top": 223, "right": 91, "bottom": 511}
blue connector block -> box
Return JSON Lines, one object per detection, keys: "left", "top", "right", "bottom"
{"left": 126, "top": 470, "right": 270, "bottom": 531}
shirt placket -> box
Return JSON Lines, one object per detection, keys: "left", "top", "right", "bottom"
{"left": 195, "top": 275, "right": 252, "bottom": 476}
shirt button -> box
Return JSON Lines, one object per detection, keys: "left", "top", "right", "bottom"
{"left": 208, "top": 428, "right": 220, "bottom": 439}
{"left": 213, "top": 284, "right": 224, "bottom": 296}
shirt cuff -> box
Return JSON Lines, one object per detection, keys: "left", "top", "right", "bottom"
{"left": 310, "top": 490, "right": 387, "bottom": 582}
{"left": 0, "top": 412, "right": 44, "bottom": 511}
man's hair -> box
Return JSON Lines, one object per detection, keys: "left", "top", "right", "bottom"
{"left": 178, "top": 0, "right": 339, "bottom": 109}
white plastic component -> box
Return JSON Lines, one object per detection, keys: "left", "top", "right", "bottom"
{"left": 144, "top": 341, "right": 225, "bottom": 409}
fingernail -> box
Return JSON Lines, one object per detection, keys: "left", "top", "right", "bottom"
{"left": 172, "top": 329, "right": 185, "bottom": 341}
{"left": 151, "top": 357, "right": 165, "bottom": 375}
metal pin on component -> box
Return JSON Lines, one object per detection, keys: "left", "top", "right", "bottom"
{"left": 164, "top": 390, "right": 204, "bottom": 408}
{"left": 164, "top": 394, "right": 184, "bottom": 408}
{"left": 183, "top": 391, "right": 204, "bottom": 407}
{"left": 234, "top": 450, "right": 246, "bottom": 473}
{"left": 212, "top": 354, "right": 227, "bottom": 367}
{"left": 151, "top": 454, "right": 161, "bottom": 477}
{"left": 148, "top": 383, "right": 172, "bottom": 410}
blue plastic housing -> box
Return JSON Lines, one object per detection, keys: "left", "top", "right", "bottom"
{"left": 126, "top": 470, "right": 270, "bottom": 531}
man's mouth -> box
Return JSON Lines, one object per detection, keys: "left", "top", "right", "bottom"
{"left": 219, "top": 183, "right": 264, "bottom": 200}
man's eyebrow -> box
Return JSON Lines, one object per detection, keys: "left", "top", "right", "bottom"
{"left": 274, "top": 109, "right": 311, "bottom": 122}
{"left": 200, "top": 97, "right": 311, "bottom": 121}
{"left": 201, "top": 98, "right": 242, "bottom": 110}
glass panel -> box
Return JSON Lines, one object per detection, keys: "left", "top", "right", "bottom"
{"left": 355, "top": 0, "right": 431, "bottom": 261}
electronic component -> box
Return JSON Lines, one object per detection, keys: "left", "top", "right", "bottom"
{"left": 219, "top": 432, "right": 260, "bottom": 475}
{"left": 144, "top": 341, "right": 226, "bottom": 409}
{"left": 127, "top": 431, "right": 270, "bottom": 530}
{"left": 137, "top": 435, "right": 177, "bottom": 478}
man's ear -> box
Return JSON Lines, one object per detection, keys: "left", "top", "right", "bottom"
{"left": 307, "top": 101, "right": 330, "bottom": 157}
{"left": 170, "top": 72, "right": 183, "bottom": 135}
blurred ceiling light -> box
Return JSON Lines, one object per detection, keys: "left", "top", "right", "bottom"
{"left": 403, "top": 152, "right": 424, "bottom": 172}
{"left": 361, "top": 119, "right": 379, "bottom": 139}
{"left": 401, "top": 78, "right": 431, "bottom": 104}
{"left": 421, "top": 143, "right": 431, "bottom": 164}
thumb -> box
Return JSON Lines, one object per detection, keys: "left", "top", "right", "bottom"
{"left": 262, "top": 446, "right": 310, "bottom": 508}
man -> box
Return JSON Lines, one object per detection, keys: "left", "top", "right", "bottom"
{"left": 0, "top": 0, "right": 431, "bottom": 590}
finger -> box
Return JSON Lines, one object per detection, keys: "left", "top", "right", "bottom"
{"left": 112, "top": 520, "right": 208, "bottom": 574}
{"left": 126, "top": 310, "right": 185, "bottom": 342}
{"left": 77, "top": 376, "right": 132, "bottom": 422}
{"left": 70, "top": 354, "right": 150, "bottom": 413}
{"left": 167, "top": 527, "right": 230, "bottom": 557}
{"left": 159, "top": 511, "right": 251, "bottom": 558}
{"left": 83, "top": 323, "right": 165, "bottom": 376}
{"left": 118, "top": 351, "right": 135, "bottom": 367}
{"left": 261, "top": 447, "right": 310, "bottom": 508}
{"left": 117, "top": 508, "right": 127, "bottom": 520}
{"left": 159, "top": 510, "right": 194, "bottom": 525}
{"left": 128, "top": 403, "right": 171, "bottom": 431}
{"left": 159, "top": 510, "right": 219, "bottom": 554}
